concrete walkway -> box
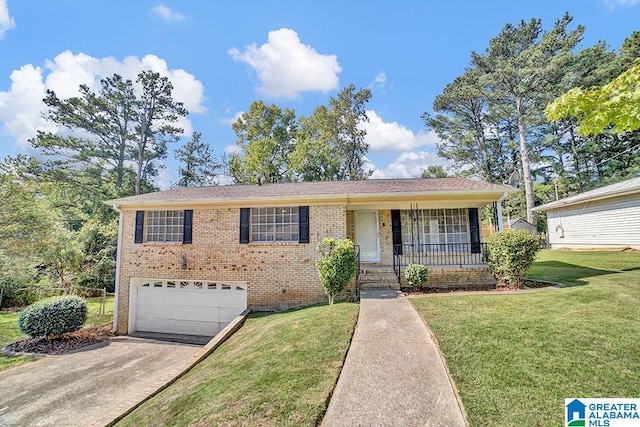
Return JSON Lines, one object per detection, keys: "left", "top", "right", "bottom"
{"left": 322, "top": 289, "right": 467, "bottom": 427}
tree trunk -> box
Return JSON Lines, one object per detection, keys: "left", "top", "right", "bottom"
{"left": 135, "top": 140, "right": 144, "bottom": 195}
{"left": 569, "top": 126, "right": 583, "bottom": 192}
{"left": 116, "top": 141, "right": 125, "bottom": 190}
{"left": 516, "top": 99, "right": 535, "bottom": 224}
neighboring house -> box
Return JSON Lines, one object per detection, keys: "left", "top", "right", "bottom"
{"left": 533, "top": 176, "right": 640, "bottom": 250}
{"left": 106, "top": 178, "right": 514, "bottom": 336}
{"left": 506, "top": 218, "right": 537, "bottom": 234}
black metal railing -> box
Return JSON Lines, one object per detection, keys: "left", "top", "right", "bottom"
{"left": 393, "top": 245, "right": 402, "bottom": 283}
{"left": 393, "top": 243, "right": 488, "bottom": 270}
{"left": 354, "top": 245, "right": 361, "bottom": 296}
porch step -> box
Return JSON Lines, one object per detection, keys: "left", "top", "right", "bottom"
{"left": 358, "top": 266, "right": 400, "bottom": 290}
{"left": 359, "top": 281, "right": 400, "bottom": 290}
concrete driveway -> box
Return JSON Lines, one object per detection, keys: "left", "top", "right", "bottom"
{"left": 0, "top": 336, "right": 202, "bottom": 427}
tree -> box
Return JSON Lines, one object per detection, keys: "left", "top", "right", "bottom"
{"left": 33, "top": 71, "right": 187, "bottom": 196}
{"left": 617, "top": 30, "right": 640, "bottom": 69}
{"left": 423, "top": 68, "right": 517, "bottom": 182}
{"left": 316, "top": 238, "right": 356, "bottom": 305}
{"left": 291, "top": 85, "right": 373, "bottom": 181}
{"left": 327, "top": 84, "right": 372, "bottom": 180}
{"left": 546, "top": 60, "right": 640, "bottom": 136}
{"left": 290, "top": 106, "right": 341, "bottom": 181}
{"left": 175, "top": 132, "right": 221, "bottom": 187}
{"left": 420, "top": 165, "right": 449, "bottom": 178}
{"left": 470, "top": 14, "right": 584, "bottom": 223}
{"left": 37, "top": 74, "right": 136, "bottom": 190}
{"left": 0, "top": 159, "right": 86, "bottom": 290}
{"left": 227, "top": 101, "right": 298, "bottom": 184}
{"left": 133, "top": 71, "right": 187, "bottom": 195}
{"left": 541, "top": 41, "right": 622, "bottom": 193}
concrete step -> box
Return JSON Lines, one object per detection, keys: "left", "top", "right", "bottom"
{"left": 358, "top": 273, "right": 398, "bottom": 282}
{"left": 359, "top": 281, "right": 400, "bottom": 290}
{"left": 360, "top": 266, "right": 396, "bottom": 274}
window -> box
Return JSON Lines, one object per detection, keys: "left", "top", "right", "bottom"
{"left": 134, "top": 210, "right": 193, "bottom": 244}
{"left": 145, "top": 210, "right": 184, "bottom": 242}
{"left": 240, "top": 206, "right": 308, "bottom": 244}
{"left": 250, "top": 207, "right": 299, "bottom": 242}
{"left": 400, "top": 208, "right": 470, "bottom": 249}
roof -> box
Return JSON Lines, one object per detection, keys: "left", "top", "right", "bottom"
{"left": 533, "top": 176, "right": 640, "bottom": 212}
{"left": 506, "top": 218, "right": 535, "bottom": 227}
{"left": 106, "top": 177, "right": 515, "bottom": 208}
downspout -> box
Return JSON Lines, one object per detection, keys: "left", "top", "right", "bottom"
{"left": 110, "top": 204, "right": 124, "bottom": 334}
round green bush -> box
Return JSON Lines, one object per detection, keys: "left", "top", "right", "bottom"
{"left": 18, "top": 295, "right": 88, "bottom": 339}
{"left": 404, "top": 264, "right": 428, "bottom": 290}
{"left": 486, "top": 229, "right": 539, "bottom": 288}
{"left": 316, "top": 238, "right": 356, "bottom": 305}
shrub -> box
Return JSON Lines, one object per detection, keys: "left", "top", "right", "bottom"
{"left": 404, "top": 264, "right": 428, "bottom": 290}
{"left": 486, "top": 229, "right": 539, "bottom": 288}
{"left": 316, "top": 238, "right": 356, "bottom": 305}
{"left": 18, "top": 295, "right": 87, "bottom": 339}
{"left": 0, "top": 282, "right": 38, "bottom": 308}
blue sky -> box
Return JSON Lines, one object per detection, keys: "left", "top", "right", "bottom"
{"left": 0, "top": 0, "right": 638, "bottom": 187}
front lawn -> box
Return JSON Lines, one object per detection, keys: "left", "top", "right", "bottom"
{"left": 411, "top": 250, "right": 640, "bottom": 426}
{"left": 0, "top": 296, "right": 114, "bottom": 371}
{"left": 117, "top": 302, "right": 359, "bottom": 427}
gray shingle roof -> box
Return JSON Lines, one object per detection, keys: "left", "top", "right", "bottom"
{"left": 106, "top": 177, "right": 514, "bottom": 207}
{"left": 533, "top": 176, "right": 640, "bottom": 212}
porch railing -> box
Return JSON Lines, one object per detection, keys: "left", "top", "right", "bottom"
{"left": 393, "top": 243, "right": 489, "bottom": 282}
{"left": 354, "top": 245, "right": 361, "bottom": 297}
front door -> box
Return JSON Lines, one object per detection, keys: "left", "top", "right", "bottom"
{"left": 355, "top": 211, "right": 380, "bottom": 262}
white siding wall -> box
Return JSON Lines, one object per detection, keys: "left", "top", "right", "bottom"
{"left": 546, "top": 193, "right": 640, "bottom": 249}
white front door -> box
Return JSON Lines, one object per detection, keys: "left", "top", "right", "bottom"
{"left": 355, "top": 211, "right": 380, "bottom": 262}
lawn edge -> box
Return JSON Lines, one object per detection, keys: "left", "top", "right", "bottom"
{"left": 103, "top": 308, "right": 251, "bottom": 427}
{"left": 315, "top": 302, "right": 360, "bottom": 427}
{"left": 411, "top": 302, "right": 470, "bottom": 427}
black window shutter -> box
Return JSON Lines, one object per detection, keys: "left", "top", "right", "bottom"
{"left": 183, "top": 210, "right": 193, "bottom": 244}
{"left": 391, "top": 210, "right": 403, "bottom": 255}
{"left": 298, "top": 206, "right": 309, "bottom": 243}
{"left": 134, "top": 211, "right": 145, "bottom": 243}
{"left": 469, "top": 208, "right": 481, "bottom": 253}
{"left": 239, "top": 208, "right": 250, "bottom": 244}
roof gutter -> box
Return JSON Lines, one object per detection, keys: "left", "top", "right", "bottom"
{"left": 533, "top": 188, "right": 640, "bottom": 212}
{"left": 105, "top": 188, "right": 517, "bottom": 210}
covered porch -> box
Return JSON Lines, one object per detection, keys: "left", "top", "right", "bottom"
{"left": 346, "top": 201, "right": 501, "bottom": 290}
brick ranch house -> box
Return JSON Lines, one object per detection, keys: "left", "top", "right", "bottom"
{"left": 106, "top": 178, "right": 514, "bottom": 336}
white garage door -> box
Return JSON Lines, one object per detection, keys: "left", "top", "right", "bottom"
{"left": 134, "top": 279, "right": 247, "bottom": 336}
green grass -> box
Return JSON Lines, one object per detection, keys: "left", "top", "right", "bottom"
{"left": 411, "top": 250, "right": 640, "bottom": 427}
{"left": 117, "top": 302, "right": 359, "bottom": 427}
{"left": 0, "top": 296, "right": 114, "bottom": 371}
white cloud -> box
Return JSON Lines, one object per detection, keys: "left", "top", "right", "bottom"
{"left": 0, "top": 65, "right": 56, "bottom": 146}
{"left": 155, "top": 166, "right": 175, "bottom": 190}
{"left": 602, "top": 0, "right": 639, "bottom": 9}
{"left": 0, "top": 51, "right": 205, "bottom": 148}
{"left": 229, "top": 28, "right": 342, "bottom": 99}
{"left": 362, "top": 110, "right": 439, "bottom": 153}
{"left": 0, "top": 0, "right": 15, "bottom": 39}
{"left": 219, "top": 111, "right": 243, "bottom": 126}
{"left": 150, "top": 4, "right": 186, "bottom": 23}
{"left": 369, "top": 151, "right": 448, "bottom": 179}
{"left": 370, "top": 71, "right": 387, "bottom": 93}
